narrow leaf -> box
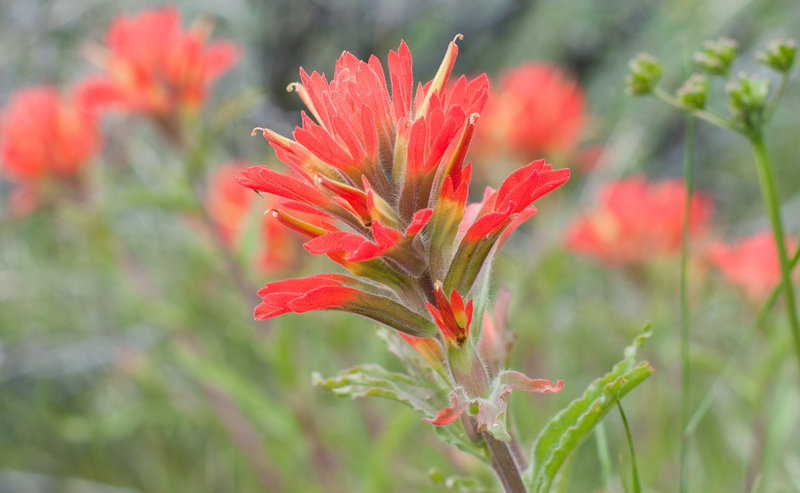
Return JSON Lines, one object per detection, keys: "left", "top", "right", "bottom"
{"left": 525, "top": 325, "right": 654, "bottom": 492}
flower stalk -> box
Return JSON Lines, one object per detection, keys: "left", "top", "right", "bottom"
{"left": 750, "top": 134, "right": 800, "bottom": 365}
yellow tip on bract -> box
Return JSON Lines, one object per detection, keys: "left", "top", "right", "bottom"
{"left": 418, "top": 35, "right": 464, "bottom": 117}
{"left": 251, "top": 127, "right": 267, "bottom": 137}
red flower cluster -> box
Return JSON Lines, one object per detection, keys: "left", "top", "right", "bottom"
{"left": 564, "top": 176, "right": 714, "bottom": 266}
{"left": 237, "top": 37, "right": 570, "bottom": 345}
{"left": 0, "top": 83, "right": 101, "bottom": 214}
{"left": 474, "top": 63, "right": 586, "bottom": 161}
{"left": 207, "top": 163, "right": 313, "bottom": 274}
{"left": 86, "top": 7, "right": 239, "bottom": 116}
{"left": 708, "top": 232, "right": 799, "bottom": 301}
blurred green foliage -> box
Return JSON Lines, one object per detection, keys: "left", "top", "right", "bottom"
{"left": 1, "top": 0, "right": 799, "bottom": 492}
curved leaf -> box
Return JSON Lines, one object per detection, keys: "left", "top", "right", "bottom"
{"left": 525, "top": 325, "right": 654, "bottom": 492}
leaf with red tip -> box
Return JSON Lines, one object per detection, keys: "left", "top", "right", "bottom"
{"left": 422, "top": 388, "right": 470, "bottom": 426}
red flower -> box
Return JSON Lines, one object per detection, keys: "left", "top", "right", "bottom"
{"left": 564, "top": 176, "right": 714, "bottom": 266}
{"left": 426, "top": 281, "right": 473, "bottom": 346}
{"left": 1, "top": 82, "right": 102, "bottom": 214}
{"left": 207, "top": 163, "right": 311, "bottom": 274}
{"left": 1, "top": 85, "right": 99, "bottom": 182}
{"left": 474, "top": 63, "right": 587, "bottom": 161}
{"left": 238, "top": 36, "right": 569, "bottom": 340}
{"left": 86, "top": 7, "right": 239, "bottom": 116}
{"left": 708, "top": 232, "right": 799, "bottom": 301}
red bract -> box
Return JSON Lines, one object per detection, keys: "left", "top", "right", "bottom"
{"left": 86, "top": 7, "right": 239, "bottom": 116}
{"left": 708, "top": 232, "right": 799, "bottom": 301}
{"left": 238, "top": 36, "right": 569, "bottom": 341}
{"left": 564, "top": 176, "right": 714, "bottom": 266}
{"left": 0, "top": 83, "right": 101, "bottom": 214}
{"left": 207, "top": 163, "right": 308, "bottom": 274}
{"left": 426, "top": 281, "right": 473, "bottom": 346}
{"left": 474, "top": 63, "right": 586, "bottom": 161}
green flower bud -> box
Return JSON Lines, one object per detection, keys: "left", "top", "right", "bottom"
{"left": 677, "top": 74, "right": 709, "bottom": 110}
{"left": 694, "top": 37, "right": 738, "bottom": 76}
{"left": 626, "top": 53, "right": 662, "bottom": 95}
{"left": 756, "top": 39, "right": 797, "bottom": 73}
{"left": 726, "top": 73, "right": 770, "bottom": 128}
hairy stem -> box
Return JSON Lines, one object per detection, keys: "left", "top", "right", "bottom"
{"left": 750, "top": 134, "right": 800, "bottom": 371}
{"left": 483, "top": 431, "right": 527, "bottom": 493}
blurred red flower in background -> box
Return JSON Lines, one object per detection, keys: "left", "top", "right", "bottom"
{"left": 708, "top": 232, "right": 799, "bottom": 301}
{"left": 564, "top": 176, "right": 714, "bottom": 266}
{"left": 473, "top": 63, "right": 587, "bottom": 162}
{"left": 86, "top": 7, "right": 239, "bottom": 117}
{"left": 0, "top": 83, "right": 102, "bottom": 215}
{"left": 207, "top": 163, "right": 307, "bottom": 274}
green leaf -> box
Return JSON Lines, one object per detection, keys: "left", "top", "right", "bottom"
{"left": 375, "top": 328, "right": 447, "bottom": 387}
{"left": 525, "top": 325, "right": 654, "bottom": 493}
{"left": 312, "top": 363, "right": 442, "bottom": 416}
{"left": 314, "top": 362, "right": 486, "bottom": 463}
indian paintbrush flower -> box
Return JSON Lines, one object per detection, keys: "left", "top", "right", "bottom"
{"left": 0, "top": 81, "right": 103, "bottom": 214}
{"left": 237, "top": 36, "right": 569, "bottom": 437}
{"left": 473, "top": 63, "right": 587, "bottom": 162}
{"left": 564, "top": 176, "right": 714, "bottom": 267}
{"left": 84, "top": 8, "right": 239, "bottom": 121}
{"left": 708, "top": 231, "right": 799, "bottom": 302}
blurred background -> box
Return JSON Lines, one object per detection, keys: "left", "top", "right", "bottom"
{"left": 1, "top": 0, "right": 799, "bottom": 491}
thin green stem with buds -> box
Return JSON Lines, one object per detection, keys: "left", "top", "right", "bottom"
{"left": 652, "top": 87, "right": 738, "bottom": 132}
{"left": 679, "top": 114, "right": 694, "bottom": 493}
{"left": 749, "top": 134, "right": 800, "bottom": 369}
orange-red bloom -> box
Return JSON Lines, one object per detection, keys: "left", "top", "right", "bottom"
{"left": 87, "top": 7, "right": 239, "bottom": 116}
{"left": 474, "top": 63, "right": 586, "bottom": 160}
{"left": 238, "top": 39, "right": 568, "bottom": 434}
{"left": 1, "top": 85, "right": 99, "bottom": 182}
{"left": 1, "top": 83, "right": 102, "bottom": 214}
{"left": 564, "top": 176, "right": 714, "bottom": 266}
{"left": 207, "top": 163, "right": 306, "bottom": 274}
{"left": 708, "top": 232, "right": 799, "bottom": 301}
{"left": 237, "top": 37, "right": 569, "bottom": 335}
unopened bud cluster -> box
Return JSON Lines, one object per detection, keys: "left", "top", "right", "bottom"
{"left": 694, "top": 37, "right": 738, "bottom": 76}
{"left": 757, "top": 39, "right": 797, "bottom": 73}
{"left": 678, "top": 74, "right": 709, "bottom": 110}
{"left": 627, "top": 36, "right": 796, "bottom": 133}
{"left": 626, "top": 53, "right": 662, "bottom": 95}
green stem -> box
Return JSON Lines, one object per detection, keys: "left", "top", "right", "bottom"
{"left": 749, "top": 134, "right": 800, "bottom": 370}
{"left": 617, "top": 401, "right": 642, "bottom": 493}
{"left": 594, "top": 422, "right": 613, "bottom": 493}
{"left": 679, "top": 114, "right": 694, "bottom": 493}
{"left": 685, "top": 239, "right": 800, "bottom": 436}
{"left": 763, "top": 73, "right": 788, "bottom": 123}
{"left": 652, "top": 87, "right": 737, "bottom": 131}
